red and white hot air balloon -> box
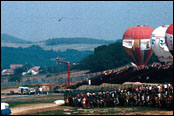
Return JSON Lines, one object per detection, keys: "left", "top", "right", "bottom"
{"left": 165, "top": 24, "right": 173, "bottom": 56}
{"left": 151, "top": 25, "right": 172, "bottom": 64}
{"left": 122, "top": 25, "right": 154, "bottom": 66}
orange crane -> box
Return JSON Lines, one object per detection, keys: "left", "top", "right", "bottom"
{"left": 56, "top": 56, "right": 71, "bottom": 87}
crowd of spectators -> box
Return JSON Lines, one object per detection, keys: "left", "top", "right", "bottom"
{"left": 103, "top": 62, "right": 173, "bottom": 75}
{"left": 65, "top": 83, "right": 173, "bottom": 110}
{"left": 89, "top": 63, "right": 173, "bottom": 85}
{"left": 69, "top": 63, "right": 173, "bottom": 90}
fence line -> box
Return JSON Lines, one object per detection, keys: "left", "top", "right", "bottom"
{"left": 1, "top": 75, "right": 95, "bottom": 87}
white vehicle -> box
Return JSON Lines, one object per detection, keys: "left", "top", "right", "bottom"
{"left": 1, "top": 102, "right": 11, "bottom": 115}
{"left": 29, "top": 88, "right": 36, "bottom": 94}
{"left": 18, "top": 87, "right": 30, "bottom": 94}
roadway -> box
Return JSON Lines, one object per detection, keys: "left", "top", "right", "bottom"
{"left": 1, "top": 93, "right": 63, "bottom": 100}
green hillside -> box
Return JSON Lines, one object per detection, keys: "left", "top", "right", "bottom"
{"left": 1, "top": 45, "right": 93, "bottom": 69}
{"left": 1, "top": 33, "right": 33, "bottom": 44}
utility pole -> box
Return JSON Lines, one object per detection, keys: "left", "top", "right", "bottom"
{"left": 56, "top": 56, "right": 71, "bottom": 87}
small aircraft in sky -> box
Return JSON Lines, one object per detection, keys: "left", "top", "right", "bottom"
{"left": 58, "top": 17, "right": 63, "bottom": 22}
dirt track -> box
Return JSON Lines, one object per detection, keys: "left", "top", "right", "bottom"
{"left": 11, "top": 103, "right": 74, "bottom": 115}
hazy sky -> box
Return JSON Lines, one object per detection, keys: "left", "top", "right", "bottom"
{"left": 1, "top": 1, "right": 173, "bottom": 42}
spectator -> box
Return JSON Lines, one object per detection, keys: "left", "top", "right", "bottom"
{"left": 39, "top": 87, "right": 42, "bottom": 94}
{"left": 65, "top": 83, "right": 173, "bottom": 109}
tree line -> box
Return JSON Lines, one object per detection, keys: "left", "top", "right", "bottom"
{"left": 1, "top": 45, "right": 93, "bottom": 69}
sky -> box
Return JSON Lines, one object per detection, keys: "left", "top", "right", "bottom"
{"left": 1, "top": 1, "right": 173, "bottom": 42}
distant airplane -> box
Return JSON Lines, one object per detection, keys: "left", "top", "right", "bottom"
{"left": 58, "top": 17, "right": 63, "bottom": 22}
{"left": 58, "top": 16, "right": 88, "bottom": 22}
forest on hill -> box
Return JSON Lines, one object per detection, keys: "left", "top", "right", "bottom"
{"left": 1, "top": 45, "right": 93, "bottom": 70}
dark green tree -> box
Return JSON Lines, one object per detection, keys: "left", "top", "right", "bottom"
{"left": 9, "top": 67, "right": 23, "bottom": 82}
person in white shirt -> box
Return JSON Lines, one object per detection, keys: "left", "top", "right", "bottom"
{"left": 157, "top": 85, "right": 161, "bottom": 92}
{"left": 164, "top": 84, "right": 167, "bottom": 90}
{"left": 168, "top": 83, "right": 171, "bottom": 88}
{"left": 39, "top": 87, "right": 42, "bottom": 94}
{"left": 148, "top": 85, "right": 152, "bottom": 94}
{"left": 146, "top": 95, "right": 150, "bottom": 103}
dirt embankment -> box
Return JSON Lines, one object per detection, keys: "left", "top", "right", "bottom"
{"left": 1, "top": 88, "right": 18, "bottom": 94}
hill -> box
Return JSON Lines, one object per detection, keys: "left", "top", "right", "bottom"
{"left": 1, "top": 45, "right": 93, "bottom": 69}
{"left": 44, "top": 37, "right": 114, "bottom": 45}
{"left": 1, "top": 33, "right": 32, "bottom": 44}
{"left": 1, "top": 34, "right": 114, "bottom": 52}
{"left": 74, "top": 41, "right": 159, "bottom": 72}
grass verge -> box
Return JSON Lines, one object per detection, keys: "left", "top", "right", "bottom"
{"left": 25, "top": 106, "right": 172, "bottom": 115}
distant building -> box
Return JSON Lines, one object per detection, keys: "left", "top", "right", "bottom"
{"left": 73, "top": 63, "right": 79, "bottom": 66}
{"left": 10, "top": 64, "right": 23, "bottom": 69}
{"left": 1, "top": 69, "right": 14, "bottom": 75}
{"left": 22, "top": 72, "right": 27, "bottom": 76}
{"left": 27, "top": 66, "right": 40, "bottom": 75}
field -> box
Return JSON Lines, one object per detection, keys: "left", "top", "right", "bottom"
{"left": 1, "top": 93, "right": 173, "bottom": 115}
{"left": 1, "top": 94, "right": 64, "bottom": 115}
{"left": 1, "top": 42, "right": 103, "bottom": 51}
{"left": 27, "top": 106, "right": 173, "bottom": 115}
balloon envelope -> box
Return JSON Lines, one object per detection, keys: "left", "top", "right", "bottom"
{"left": 151, "top": 25, "right": 172, "bottom": 63}
{"left": 122, "top": 25, "right": 154, "bottom": 66}
{"left": 165, "top": 24, "right": 173, "bottom": 55}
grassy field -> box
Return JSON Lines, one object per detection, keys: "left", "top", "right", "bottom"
{"left": 25, "top": 106, "right": 172, "bottom": 115}
{"left": 1, "top": 42, "right": 102, "bottom": 51}
{"left": 2, "top": 94, "right": 64, "bottom": 108}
